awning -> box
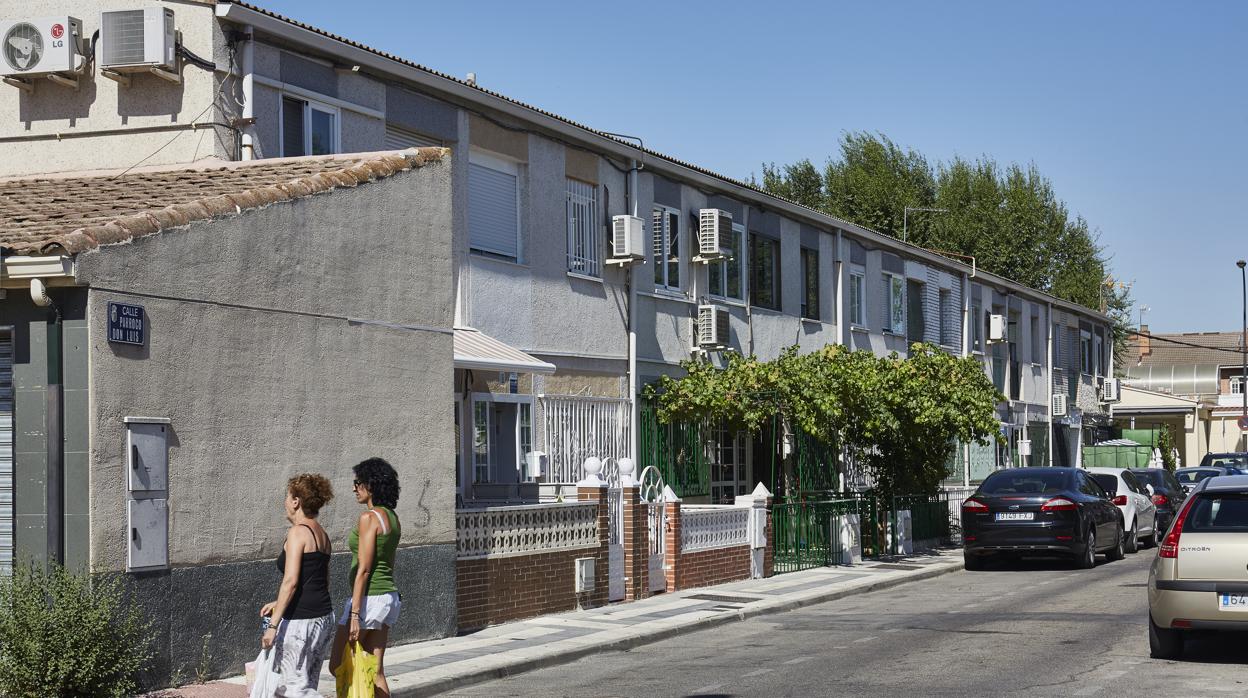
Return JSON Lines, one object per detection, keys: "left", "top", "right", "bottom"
{"left": 453, "top": 327, "right": 556, "bottom": 375}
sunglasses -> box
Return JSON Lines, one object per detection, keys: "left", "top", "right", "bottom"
{"left": 352, "top": 479, "right": 363, "bottom": 490}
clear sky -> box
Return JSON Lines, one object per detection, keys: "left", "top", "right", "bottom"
{"left": 259, "top": 0, "right": 1247, "bottom": 333}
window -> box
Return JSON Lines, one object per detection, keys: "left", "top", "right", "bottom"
{"left": 849, "top": 271, "right": 865, "bottom": 326}
{"left": 709, "top": 223, "right": 745, "bottom": 300}
{"left": 652, "top": 205, "right": 681, "bottom": 290}
{"left": 749, "top": 233, "right": 781, "bottom": 310}
{"left": 472, "top": 401, "right": 490, "bottom": 483}
{"left": 971, "top": 302, "right": 983, "bottom": 352}
{"left": 384, "top": 123, "right": 442, "bottom": 150}
{"left": 906, "top": 280, "right": 925, "bottom": 343}
{"left": 1080, "top": 330, "right": 1093, "bottom": 375}
{"left": 1231, "top": 376, "right": 1243, "bottom": 395}
{"left": 1183, "top": 493, "right": 1248, "bottom": 533}
{"left": 1052, "top": 323, "right": 1062, "bottom": 365}
{"left": 801, "top": 247, "right": 819, "bottom": 320}
{"left": 469, "top": 151, "right": 521, "bottom": 261}
{"left": 565, "top": 178, "right": 599, "bottom": 277}
{"left": 884, "top": 273, "right": 905, "bottom": 334}
{"left": 519, "top": 403, "right": 534, "bottom": 481}
{"left": 939, "top": 290, "right": 953, "bottom": 347}
{"left": 1031, "top": 315, "right": 1043, "bottom": 363}
{"left": 281, "top": 96, "right": 338, "bottom": 157}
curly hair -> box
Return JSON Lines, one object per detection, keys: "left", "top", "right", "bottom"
{"left": 353, "top": 457, "right": 400, "bottom": 509}
{"left": 288, "top": 473, "right": 334, "bottom": 517}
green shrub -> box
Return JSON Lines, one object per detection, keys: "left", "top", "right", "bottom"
{"left": 0, "top": 562, "right": 154, "bottom": 698}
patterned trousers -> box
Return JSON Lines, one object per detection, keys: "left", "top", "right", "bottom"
{"left": 272, "top": 612, "right": 336, "bottom": 698}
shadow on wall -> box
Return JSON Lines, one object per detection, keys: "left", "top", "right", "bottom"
{"left": 17, "top": 78, "right": 97, "bottom": 126}
{"left": 116, "top": 71, "right": 185, "bottom": 120}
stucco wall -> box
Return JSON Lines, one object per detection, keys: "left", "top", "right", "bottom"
{"left": 72, "top": 156, "right": 455, "bottom": 571}
{"left": 0, "top": 0, "right": 229, "bottom": 175}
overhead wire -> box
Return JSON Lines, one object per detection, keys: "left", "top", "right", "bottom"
{"left": 1126, "top": 329, "right": 1245, "bottom": 356}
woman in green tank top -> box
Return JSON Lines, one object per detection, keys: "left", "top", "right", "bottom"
{"left": 329, "top": 457, "right": 402, "bottom": 698}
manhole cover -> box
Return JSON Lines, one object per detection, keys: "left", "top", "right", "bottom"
{"left": 870, "top": 563, "right": 924, "bottom": 571}
{"left": 687, "top": 593, "right": 762, "bottom": 604}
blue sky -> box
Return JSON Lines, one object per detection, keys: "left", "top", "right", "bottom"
{"left": 260, "top": 1, "right": 1247, "bottom": 333}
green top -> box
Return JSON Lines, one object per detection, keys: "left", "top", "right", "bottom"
{"left": 349, "top": 506, "right": 399, "bottom": 596}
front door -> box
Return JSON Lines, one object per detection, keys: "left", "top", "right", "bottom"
{"left": 710, "top": 422, "right": 749, "bottom": 504}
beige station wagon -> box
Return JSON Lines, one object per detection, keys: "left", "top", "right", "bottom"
{"left": 1148, "top": 474, "right": 1248, "bottom": 658}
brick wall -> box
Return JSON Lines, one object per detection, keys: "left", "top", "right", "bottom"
{"left": 675, "top": 545, "right": 752, "bottom": 590}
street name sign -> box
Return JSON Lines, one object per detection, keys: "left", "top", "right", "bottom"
{"left": 108, "top": 302, "right": 145, "bottom": 346}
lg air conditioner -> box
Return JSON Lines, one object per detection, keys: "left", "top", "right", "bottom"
{"left": 988, "top": 314, "right": 1007, "bottom": 343}
{"left": 1101, "top": 377, "right": 1120, "bottom": 403}
{"left": 610, "top": 215, "right": 645, "bottom": 263}
{"left": 1052, "top": 393, "right": 1068, "bottom": 417}
{"left": 697, "top": 305, "right": 731, "bottom": 350}
{"left": 697, "top": 208, "right": 733, "bottom": 260}
{"left": 100, "top": 8, "right": 176, "bottom": 74}
{"left": 0, "top": 17, "right": 84, "bottom": 81}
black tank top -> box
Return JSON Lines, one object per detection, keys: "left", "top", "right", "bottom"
{"left": 276, "top": 524, "right": 333, "bottom": 620}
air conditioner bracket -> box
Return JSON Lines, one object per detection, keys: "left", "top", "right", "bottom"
{"left": 3, "top": 77, "right": 34, "bottom": 93}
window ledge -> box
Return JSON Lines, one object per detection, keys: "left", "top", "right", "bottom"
{"left": 882, "top": 330, "right": 907, "bottom": 339}
{"left": 470, "top": 251, "right": 528, "bottom": 269}
{"left": 566, "top": 271, "right": 604, "bottom": 284}
{"left": 850, "top": 325, "right": 871, "bottom": 334}
{"left": 800, "top": 316, "right": 823, "bottom": 325}
{"left": 707, "top": 295, "right": 747, "bottom": 308}
{"left": 641, "top": 289, "right": 694, "bottom": 304}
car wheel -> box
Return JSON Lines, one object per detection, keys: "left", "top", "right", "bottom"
{"left": 1124, "top": 520, "right": 1139, "bottom": 554}
{"left": 964, "top": 553, "right": 985, "bottom": 571}
{"left": 1144, "top": 522, "right": 1161, "bottom": 549}
{"left": 1107, "top": 523, "right": 1126, "bottom": 561}
{"left": 1077, "top": 528, "right": 1097, "bottom": 569}
{"left": 1149, "top": 616, "right": 1184, "bottom": 659}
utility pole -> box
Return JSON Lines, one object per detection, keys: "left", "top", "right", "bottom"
{"left": 1238, "top": 260, "right": 1247, "bottom": 447}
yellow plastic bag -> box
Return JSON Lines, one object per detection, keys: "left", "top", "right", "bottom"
{"left": 335, "top": 641, "right": 379, "bottom": 698}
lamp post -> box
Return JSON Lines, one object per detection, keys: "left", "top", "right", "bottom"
{"left": 1239, "top": 260, "right": 1247, "bottom": 445}
{"left": 902, "top": 207, "right": 948, "bottom": 243}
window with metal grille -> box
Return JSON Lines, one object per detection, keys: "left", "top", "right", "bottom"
{"left": 652, "top": 206, "right": 681, "bottom": 290}
{"left": 708, "top": 223, "right": 744, "bottom": 300}
{"left": 566, "top": 178, "right": 599, "bottom": 277}
{"left": 469, "top": 151, "right": 521, "bottom": 261}
{"left": 801, "top": 247, "right": 819, "bottom": 320}
{"left": 749, "top": 233, "right": 780, "bottom": 310}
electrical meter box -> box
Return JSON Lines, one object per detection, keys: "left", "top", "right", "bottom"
{"left": 125, "top": 416, "right": 169, "bottom": 492}
{"left": 127, "top": 497, "right": 168, "bottom": 571}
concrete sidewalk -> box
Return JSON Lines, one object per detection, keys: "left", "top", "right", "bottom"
{"left": 174, "top": 549, "right": 963, "bottom": 697}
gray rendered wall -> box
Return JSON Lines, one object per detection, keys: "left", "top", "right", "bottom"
{"left": 72, "top": 156, "right": 456, "bottom": 684}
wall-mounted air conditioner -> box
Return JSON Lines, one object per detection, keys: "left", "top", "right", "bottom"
{"left": 696, "top": 209, "right": 733, "bottom": 260}
{"left": 1052, "top": 393, "right": 1068, "bottom": 417}
{"left": 697, "top": 305, "right": 731, "bottom": 349}
{"left": 100, "top": 8, "right": 176, "bottom": 75}
{"left": 0, "top": 17, "right": 84, "bottom": 84}
{"left": 609, "top": 215, "right": 645, "bottom": 264}
{"left": 1101, "top": 377, "right": 1120, "bottom": 403}
{"left": 988, "top": 314, "right": 1007, "bottom": 343}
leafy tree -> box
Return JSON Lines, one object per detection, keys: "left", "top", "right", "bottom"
{"left": 1157, "top": 423, "right": 1177, "bottom": 472}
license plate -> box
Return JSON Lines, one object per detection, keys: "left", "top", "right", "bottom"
{"left": 1219, "top": 594, "right": 1248, "bottom": 611}
{"left": 995, "top": 512, "right": 1034, "bottom": 521}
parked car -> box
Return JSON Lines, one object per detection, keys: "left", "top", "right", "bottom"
{"left": 961, "top": 467, "right": 1125, "bottom": 571}
{"left": 1197, "top": 452, "right": 1248, "bottom": 471}
{"left": 1130, "top": 468, "right": 1188, "bottom": 535}
{"left": 1175, "top": 466, "right": 1241, "bottom": 493}
{"left": 1148, "top": 474, "right": 1248, "bottom": 659}
{"left": 1088, "top": 467, "right": 1158, "bottom": 553}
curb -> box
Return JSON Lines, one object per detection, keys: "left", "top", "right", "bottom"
{"left": 395, "top": 558, "right": 964, "bottom": 697}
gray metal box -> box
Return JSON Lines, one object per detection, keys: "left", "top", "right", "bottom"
{"left": 127, "top": 498, "right": 168, "bottom": 571}
{"left": 125, "top": 417, "right": 169, "bottom": 492}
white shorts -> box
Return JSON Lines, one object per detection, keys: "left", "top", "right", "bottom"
{"left": 338, "top": 592, "right": 401, "bottom": 630}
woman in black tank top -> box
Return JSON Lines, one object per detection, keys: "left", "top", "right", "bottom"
{"left": 257, "top": 474, "right": 336, "bottom": 697}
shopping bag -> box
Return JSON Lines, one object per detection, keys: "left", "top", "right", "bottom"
{"left": 248, "top": 647, "right": 282, "bottom": 698}
{"left": 335, "top": 641, "right": 379, "bottom": 698}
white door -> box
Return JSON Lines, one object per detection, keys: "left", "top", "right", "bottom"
{"left": 607, "top": 487, "right": 625, "bottom": 601}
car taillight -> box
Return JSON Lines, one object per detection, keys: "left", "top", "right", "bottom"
{"left": 1159, "top": 495, "right": 1198, "bottom": 559}
{"left": 962, "top": 498, "right": 989, "bottom": 512}
{"left": 1152, "top": 494, "right": 1168, "bottom": 507}
{"left": 1112, "top": 495, "right": 1128, "bottom": 506}
{"left": 1041, "top": 497, "right": 1078, "bottom": 511}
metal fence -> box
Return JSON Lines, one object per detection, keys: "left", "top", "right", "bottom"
{"left": 638, "top": 397, "right": 709, "bottom": 498}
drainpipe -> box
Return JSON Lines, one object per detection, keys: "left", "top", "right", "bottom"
{"left": 240, "top": 26, "right": 256, "bottom": 160}
{"left": 1047, "top": 302, "right": 1054, "bottom": 469}
{"left": 31, "top": 281, "right": 64, "bottom": 566}
{"left": 627, "top": 160, "right": 639, "bottom": 463}
{"left": 961, "top": 272, "right": 971, "bottom": 487}
{"left": 835, "top": 230, "right": 844, "bottom": 346}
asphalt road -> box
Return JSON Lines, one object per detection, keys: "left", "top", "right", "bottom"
{"left": 448, "top": 551, "right": 1248, "bottom": 697}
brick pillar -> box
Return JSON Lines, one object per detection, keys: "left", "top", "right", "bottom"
{"left": 578, "top": 484, "right": 611, "bottom": 609}
{"left": 665, "top": 499, "right": 682, "bottom": 591}
{"left": 620, "top": 486, "right": 649, "bottom": 601}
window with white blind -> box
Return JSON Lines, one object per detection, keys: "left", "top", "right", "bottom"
{"left": 652, "top": 205, "right": 681, "bottom": 290}
{"left": 384, "top": 123, "right": 443, "bottom": 150}
{"left": 566, "top": 178, "right": 599, "bottom": 277}
{"left": 469, "top": 151, "right": 521, "bottom": 261}
{"left": 849, "top": 271, "right": 865, "bottom": 326}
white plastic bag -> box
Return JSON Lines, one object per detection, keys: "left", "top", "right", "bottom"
{"left": 248, "top": 647, "right": 282, "bottom": 698}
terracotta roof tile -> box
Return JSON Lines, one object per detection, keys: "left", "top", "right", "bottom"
{"left": 0, "top": 147, "right": 448, "bottom": 256}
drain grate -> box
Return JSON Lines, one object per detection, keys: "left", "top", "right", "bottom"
{"left": 687, "top": 593, "right": 763, "bottom": 604}
{"left": 869, "top": 563, "right": 924, "bottom": 571}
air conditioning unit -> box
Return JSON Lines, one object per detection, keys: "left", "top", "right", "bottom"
{"left": 697, "top": 209, "right": 733, "bottom": 260}
{"left": 100, "top": 7, "right": 176, "bottom": 73}
{"left": 697, "top": 305, "right": 731, "bottom": 350}
{"left": 0, "top": 16, "right": 84, "bottom": 78}
{"left": 610, "top": 215, "right": 645, "bottom": 263}
{"left": 1101, "top": 377, "right": 1120, "bottom": 403}
{"left": 1052, "top": 393, "right": 1068, "bottom": 417}
{"left": 988, "top": 314, "right": 1007, "bottom": 343}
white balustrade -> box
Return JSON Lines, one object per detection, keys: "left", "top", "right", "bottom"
{"left": 456, "top": 502, "right": 599, "bottom": 560}
{"left": 681, "top": 505, "right": 750, "bottom": 553}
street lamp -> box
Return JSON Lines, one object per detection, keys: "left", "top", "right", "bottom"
{"left": 902, "top": 206, "right": 948, "bottom": 243}
{"left": 1239, "top": 260, "right": 1247, "bottom": 443}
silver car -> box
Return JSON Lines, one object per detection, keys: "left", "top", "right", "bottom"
{"left": 1147, "top": 475, "right": 1248, "bottom": 658}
